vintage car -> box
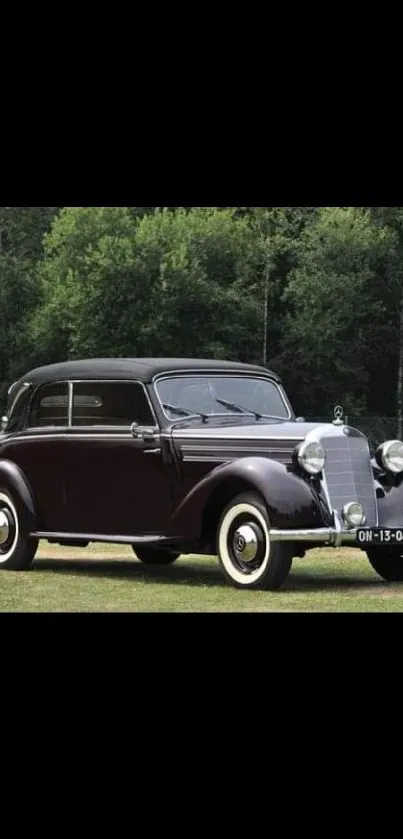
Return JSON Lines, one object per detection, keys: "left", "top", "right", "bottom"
{"left": 1, "top": 356, "right": 403, "bottom": 591}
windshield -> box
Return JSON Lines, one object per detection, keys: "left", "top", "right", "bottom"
{"left": 155, "top": 375, "right": 291, "bottom": 421}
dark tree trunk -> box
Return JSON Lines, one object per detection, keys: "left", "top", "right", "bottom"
{"left": 263, "top": 260, "right": 270, "bottom": 366}
{"left": 397, "top": 294, "right": 403, "bottom": 439}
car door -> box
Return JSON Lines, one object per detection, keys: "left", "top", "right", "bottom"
{"left": 63, "top": 380, "right": 174, "bottom": 536}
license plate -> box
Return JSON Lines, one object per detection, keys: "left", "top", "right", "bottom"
{"left": 356, "top": 528, "right": 403, "bottom": 545}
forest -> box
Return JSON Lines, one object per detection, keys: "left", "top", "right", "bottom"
{"left": 0, "top": 206, "right": 402, "bottom": 438}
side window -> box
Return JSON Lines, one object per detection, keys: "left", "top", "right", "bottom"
{"left": 28, "top": 382, "right": 69, "bottom": 428}
{"left": 72, "top": 382, "right": 154, "bottom": 427}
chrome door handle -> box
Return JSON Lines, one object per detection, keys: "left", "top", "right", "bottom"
{"left": 131, "top": 423, "right": 159, "bottom": 443}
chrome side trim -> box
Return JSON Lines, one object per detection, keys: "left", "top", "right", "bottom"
{"left": 12, "top": 429, "right": 303, "bottom": 442}
{"left": 182, "top": 454, "right": 292, "bottom": 463}
{"left": 180, "top": 445, "right": 295, "bottom": 453}
{"left": 14, "top": 432, "right": 133, "bottom": 441}
{"left": 171, "top": 432, "right": 304, "bottom": 441}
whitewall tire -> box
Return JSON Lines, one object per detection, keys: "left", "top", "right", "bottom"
{"left": 217, "top": 492, "right": 293, "bottom": 590}
{"left": 0, "top": 491, "right": 38, "bottom": 571}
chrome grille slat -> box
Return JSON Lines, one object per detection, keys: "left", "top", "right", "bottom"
{"left": 321, "top": 432, "right": 378, "bottom": 526}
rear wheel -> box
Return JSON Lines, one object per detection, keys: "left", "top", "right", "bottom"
{"left": 366, "top": 549, "right": 403, "bottom": 582}
{"left": 217, "top": 492, "right": 293, "bottom": 590}
{"left": 133, "top": 546, "right": 180, "bottom": 565}
{"left": 0, "top": 491, "right": 38, "bottom": 571}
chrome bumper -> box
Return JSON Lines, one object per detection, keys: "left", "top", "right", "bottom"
{"left": 269, "top": 511, "right": 360, "bottom": 547}
{"left": 270, "top": 527, "right": 358, "bottom": 547}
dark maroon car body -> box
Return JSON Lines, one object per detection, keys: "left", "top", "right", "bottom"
{"left": 1, "top": 357, "right": 403, "bottom": 589}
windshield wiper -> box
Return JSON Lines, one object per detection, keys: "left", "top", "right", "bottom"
{"left": 214, "top": 397, "right": 263, "bottom": 420}
{"left": 162, "top": 402, "right": 208, "bottom": 422}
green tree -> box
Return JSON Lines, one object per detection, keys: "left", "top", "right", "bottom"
{"left": 0, "top": 252, "right": 42, "bottom": 404}
{"left": 368, "top": 208, "right": 403, "bottom": 435}
{"left": 0, "top": 207, "right": 60, "bottom": 259}
{"left": 133, "top": 208, "right": 262, "bottom": 359}
{"left": 280, "top": 207, "right": 394, "bottom": 417}
{"left": 0, "top": 207, "right": 60, "bottom": 406}
{"left": 31, "top": 206, "right": 263, "bottom": 365}
{"left": 244, "top": 208, "right": 317, "bottom": 370}
{"left": 31, "top": 207, "right": 139, "bottom": 362}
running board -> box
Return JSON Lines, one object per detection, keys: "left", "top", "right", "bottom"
{"left": 32, "top": 531, "right": 181, "bottom": 546}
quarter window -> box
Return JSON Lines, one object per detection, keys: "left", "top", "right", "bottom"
{"left": 29, "top": 382, "right": 69, "bottom": 427}
{"left": 72, "top": 382, "right": 154, "bottom": 427}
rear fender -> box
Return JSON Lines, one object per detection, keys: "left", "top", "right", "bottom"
{"left": 0, "top": 459, "right": 37, "bottom": 535}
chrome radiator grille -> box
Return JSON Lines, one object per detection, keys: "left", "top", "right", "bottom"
{"left": 322, "top": 432, "right": 378, "bottom": 526}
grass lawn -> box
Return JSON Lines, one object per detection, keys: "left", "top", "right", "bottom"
{"left": 1, "top": 542, "right": 403, "bottom": 612}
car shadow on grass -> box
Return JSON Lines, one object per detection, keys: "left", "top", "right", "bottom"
{"left": 33, "top": 557, "right": 226, "bottom": 587}
{"left": 31, "top": 556, "right": 395, "bottom": 592}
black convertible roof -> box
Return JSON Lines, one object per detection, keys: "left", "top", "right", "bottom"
{"left": 16, "top": 357, "right": 281, "bottom": 387}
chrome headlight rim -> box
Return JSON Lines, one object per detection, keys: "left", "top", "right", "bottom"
{"left": 296, "top": 440, "right": 326, "bottom": 476}
{"left": 376, "top": 439, "right": 403, "bottom": 474}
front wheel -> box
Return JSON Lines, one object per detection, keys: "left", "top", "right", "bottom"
{"left": 133, "top": 546, "right": 180, "bottom": 565}
{"left": 366, "top": 549, "right": 403, "bottom": 582}
{"left": 217, "top": 492, "right": 293, "bottom": 590}
{"left": 0, "top": 490, "right": 38, "bottom": 571}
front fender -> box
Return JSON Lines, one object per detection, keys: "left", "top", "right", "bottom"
{"left": 377, "top": 480, "right": 403, "bottom": 527}
{"left": 0, "top": 459, "right": 37, "bottom": 535}
{"left": 167, "top": 457, "right": 323, "bottom": 540}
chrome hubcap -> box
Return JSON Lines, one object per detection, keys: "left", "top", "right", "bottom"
{"left": 232, "top": 523, "right": 259, "bottom": 564}
{"left": 0, "top": 510, "right": 10, "bottom": 545}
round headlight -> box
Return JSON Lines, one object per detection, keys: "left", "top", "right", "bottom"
{"left": 297, "top": 440, "right": 326, "bottom": 475}
{"left": 377, "top": 440, "right": 403, "bottom": 474}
